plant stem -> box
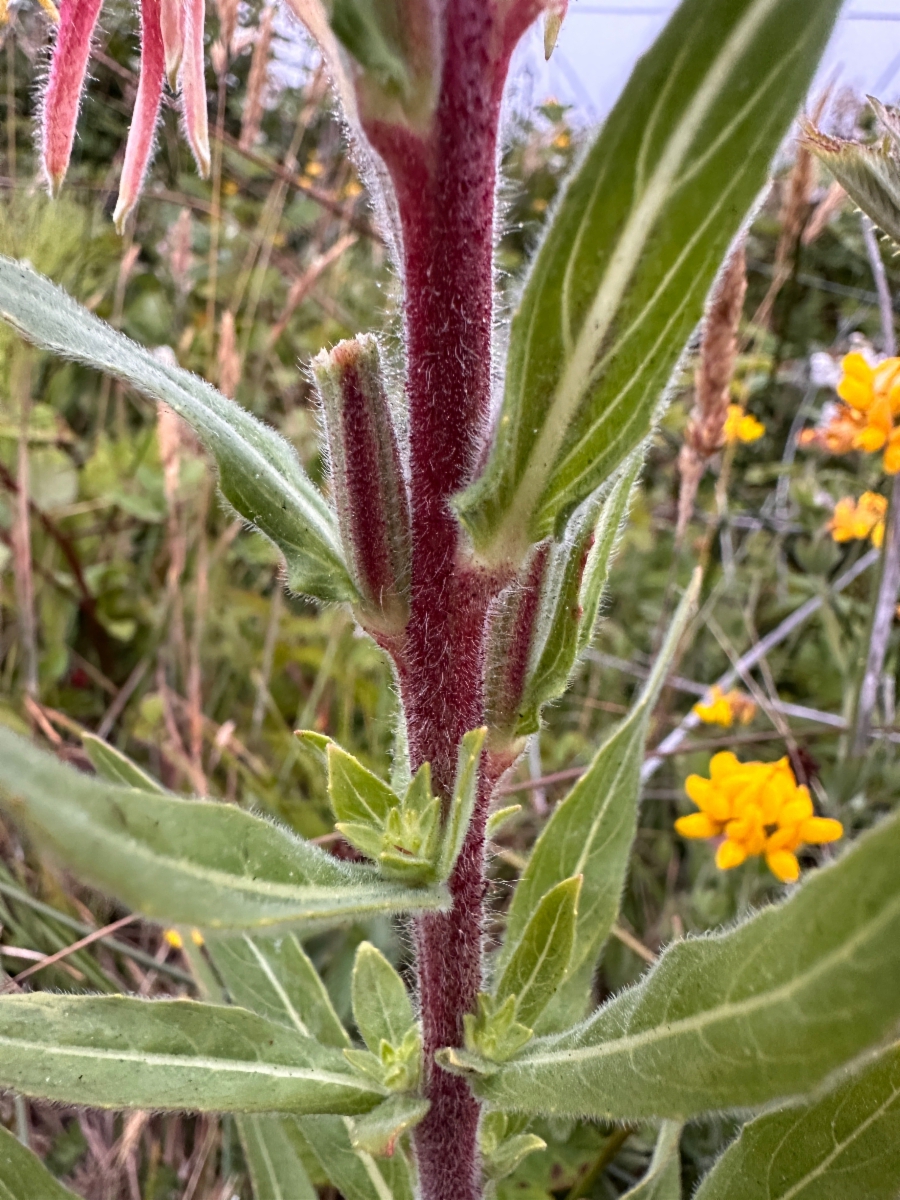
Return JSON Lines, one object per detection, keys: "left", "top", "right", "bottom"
{"left": 363, "top": 3, "right": 535, "bottom": 1195}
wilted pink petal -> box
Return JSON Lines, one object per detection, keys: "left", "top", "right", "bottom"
{"left": 160, "top": 0, "right": 184, "bottom": 88}
{"left": 113, "top": 0, "right": 165, "bottom": 233}
{"left": 181, "top": 0, "right": 210, "bottom": 177}
{"left": 41, "top": 0, "right": 104, "bottom": 193}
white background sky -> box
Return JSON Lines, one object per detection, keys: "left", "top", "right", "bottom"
{"left": 511, "top": 2, "right": 900, "bottom": 122}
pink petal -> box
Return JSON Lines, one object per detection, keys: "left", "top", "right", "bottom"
{"left": 113, "top": 0, "right": 165, "bottom": 232}
{"left": 160, "top": 0, "right": 184, "bottom": 88}
{"left": 41, "top": 0, "right": 105, "bottom": 193}
{"left": 181, "top": 0, "right": 210, "bottom": 177}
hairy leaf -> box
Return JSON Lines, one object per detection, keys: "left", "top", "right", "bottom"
{"left": 495, "top": 876, "right": 580, "bottom": 1029}
{"left": 236, "top": 1116, "right": 318, "bottom": 1200}
{"left": 0, "top": 1125, "right": 80, "bottom": 1200}
{"left": 0, "top": 257, "right": 354, "bottom": 600}
{"left": 694, "top": 1043, "right": 900, "bottom": 1200}
{"left": 349, "top": 1094, "right": 430, "bottom": 1156}
{"left": 0, "top": 729, "right": 447, "bottom": 931}
{"left": 455, "top": 0, "right": 842, "bottom": 561}
{"left": 623, "top": 1123, "right": 682, "bottom": 1199}
{"left": 465, "top": 810, "right": 900, "bottom": 1120}
{"left": 82, "top": 733, "right": 165, "bottom": 793}
{"left": 352, "top": 941, "right": 416, "bottom": 1054}
{"left": 297, "top": 1116, "right": 414, "bottom": 1200}
{"left": 500, "top": 572, "right": 699, "bottom": 1031}
{"left": 0, "top": 994, "right": 385, "bottom": 1113}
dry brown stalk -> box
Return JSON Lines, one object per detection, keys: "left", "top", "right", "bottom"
{"left": 266, "top": 232, "right": 357, "bottom": 349}
{"left": 217, "top": 310, "right": 241, "bottom": 398}
{"left": 802, "top": 178, "right": 846, "bottom": 244}
{"left": 676, "top": 241, "right": 747, "bottom": 539}
{"left": 239, "top": 3, "right": 275, "bottom": 152}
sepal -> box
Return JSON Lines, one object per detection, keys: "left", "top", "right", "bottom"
{"left": 313, "top": 336, "right": 411, "bottom": 634}
{"left": 463, "top": 993, "right": 533, "bottom": 1063}
{"left": 343, "top": 1029, "right": 421, "bottom": 1093}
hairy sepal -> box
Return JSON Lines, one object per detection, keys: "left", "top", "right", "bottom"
{"left": 0, "top": 258, "right": 356, "bottom": 602}
{"left": 313, "top": 335, "right": 411, "bottom": 633}
{"left": 455, "top": 0, "right": 843, "bottom": 563}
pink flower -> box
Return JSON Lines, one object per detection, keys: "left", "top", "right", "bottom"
{"left": 40, "top": 0, "right": 210, "bottom": 231}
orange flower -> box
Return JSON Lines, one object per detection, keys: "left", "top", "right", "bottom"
{"left": 804, "top": 352, "right": 900, "bottom": 474}
{"left": 676, "top": 752, "right": 843, "bottom": 883}
{"left": 828, "top": 492, "right": 887, "bottom": 548}
{"left": 693, "top": 685, "right": 757, "bottom": 728}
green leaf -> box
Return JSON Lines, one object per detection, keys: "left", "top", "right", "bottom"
{"left": 348, "top": 1093, "right": 430, "bottom": 1156}
{"left": 236, "top": 1115, "right": 318, "bottom": 1200}
{"left": 0, "top": 994, "right": 385, "bottom": 1114}
{"left": 495, "top": 876, "right": 580, "bottom": 1029}
{"left": 81, "top": 733, "right": 165, "bottom": 793}
{"left": 209, "top": 932, "right": 350, "bottom": 1047}
{"left": 622, "top": 1123, "right": 682, "bottom": 1200}
{"left": 0, "top": 728, "right": 447, "bottom": 931}
{"left": 500, "top": 572, "right": 699, "bottom": 1031}
{"left": 298, "top": 1116, "right": 415, "bottom": 1200}
{"left": 0, "top": 257, "right": 354, "bottom": 601}
{"left": 328, "top": 744, "right": 398, "bottom": 828}
{"left": 804, "top": 100, "right": 900, "bottom": 247}
{"left": 437, "top": 727, "right": 487, "bottom": 878}
{"left": 0, "top": 1124, "right": 81, "bottom": 1200}
{"left": 351, "top": 941, "right": 416, "bottom": 1054}
{"left": 464, "top": 809, "right": 900, "bottom": 1120}
{"left": 693, "top": 1043, "right": 900, "bottom": 1200}
{"left": 455, "top": 0, "right": 842, "bottom": 561}
{"left": 577, "top": 452, "right": 642, "bottom": 655}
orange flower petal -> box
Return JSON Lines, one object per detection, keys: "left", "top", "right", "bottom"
{"left": 675, "top": 813, "right": 719, "bottom": 839}
{"left": 766, "top": 849, "right": 800, "bottom": 883}
{"left": 799, "top": 816, "right": 844, "bottom": 845}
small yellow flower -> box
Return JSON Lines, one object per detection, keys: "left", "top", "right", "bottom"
{"left": 163, "top": 929, "right": 184, "bottom": 950}
{"left": 805, "top": 352, "right": 900, "bottom": 474}
{"left": 190, "top": 929, "right": 205, "bottom": 947}
{"left": 723, "top": 404, "right": 765, "bottom": 444}
{"left": 828, "top": 492, "right": 887, "bottom": 549}
{"left": 676, "top": 752, "right": 843, "bottom": 883}
{"left": 693, "top": 685, "right": 757, "bottom": 727}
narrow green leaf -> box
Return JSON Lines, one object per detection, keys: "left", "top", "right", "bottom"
{"left": 328, "top": 745, "right": 399, "bottom": 827}
{"left": 466, "top": 809, "right": 900, "bottom": 1120}
{"left": 455, "top": 0, "right": 842, "bottom": 561}
{"left": 81, "top": 733, "right": 165, "bottom": 793}
{"left": 622, "top": 1123, "right": 682, "bottom": 1200}
{"left": 0, "top": 994, "right": 385, "bottom": 1114}
{"left": 0, "top": 257, "right": 354, "bottom": 601}
{"left": 210, "top": 933, "right": 350, "bottom": 1047}
{"left": 0, "top": 728, "right": 447, "bottom": 931}
{"left": 500, "top": 573, "right": 699, "bottom": 1031}
{"left": 437, "top": 727, "right": 487, "bottom": 879}
{"left": 495, "top": 876, "right": 580, "bottom": 1028}
{"left": 0, "top": 1124, "right": 80, "bottom": 1200}
{"left": 577, "top": 451, "right": 642, "bottom": 655}
{"left": 236, "top": 1115, "right": 318, "bottom": 1200}
{"left": 298, "top": 1116, "right": 414, "bottom": 1200}
{"left": 349, "top": 1094, "right": 430, "bottom": 1156}
{"left": 351, "top": 941, "right": 416, "bottom": 1053}
{"left": 693, "top": 1043, "right": 900, "bottom": 1200}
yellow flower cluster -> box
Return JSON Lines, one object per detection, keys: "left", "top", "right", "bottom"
{"left": 800, "top": 352, "right": 900, "bottom": 472}
{"left": 675, "top": 752, "right": 843, "bottom": 883}
{"left": 693, "top": 685, "right": 756, "bottom": 728}
{"left": 723, "top": 404, "right": 765, "bottom": 445}
{"left": 828, "top": 492, "right": 887, "bottom": 548}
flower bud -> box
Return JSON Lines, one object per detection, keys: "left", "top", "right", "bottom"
{"left": 313, "top": 335, "right": 411, "bottom": 633}
{"left": 41, "top": 0, "right": 105, "bottom": 194}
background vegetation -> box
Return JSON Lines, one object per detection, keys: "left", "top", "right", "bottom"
{"left": 0, "top": 3, "right": 896, "bottom": 1196}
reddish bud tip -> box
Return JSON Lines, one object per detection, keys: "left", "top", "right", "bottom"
{"left": 40, "top": 0, "right": 104, "bottom": 194}
{"left": 114, "top": 0, "right": 166, "bottom": 233}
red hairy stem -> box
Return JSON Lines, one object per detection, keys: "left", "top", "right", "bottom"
{"left": 363, "top": 2, "right": 544, "bottom": 1196}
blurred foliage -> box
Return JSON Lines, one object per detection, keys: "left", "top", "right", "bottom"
{"left": 0, "top": 1, "right": 898, "bottom": 1196}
